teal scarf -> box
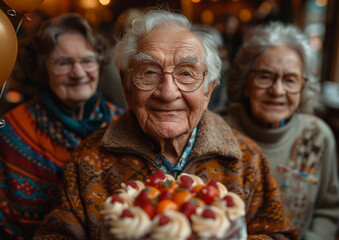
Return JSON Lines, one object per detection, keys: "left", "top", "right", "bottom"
{"left": 40, "top": 88, "right": 114, "bottom": 143}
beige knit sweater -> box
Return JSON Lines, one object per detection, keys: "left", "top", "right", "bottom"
{"left": 220, "top": 104, "right": 339, "bottom": 240}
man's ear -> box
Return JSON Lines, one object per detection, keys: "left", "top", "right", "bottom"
{"left": 120, "top": 70, "right": 132, "bottom": 109}
{"left": 203, "top": 80, "right": 217, "bottom": 110}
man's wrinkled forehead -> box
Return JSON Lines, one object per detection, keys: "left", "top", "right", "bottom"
{"left": 130, "top": 53, "right": 199, "bottom": 65}
{"left": 135, "top": 24, "right": 204, "bottom": 64}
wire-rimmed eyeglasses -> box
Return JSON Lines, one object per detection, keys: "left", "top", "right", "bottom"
{"left": 251, "top": 70, "right": 307, "bottom": 93}
{"left": 48, "top": 55, "right": 99, "bottom": 75}
{"left": 128, "top": 60, "right": 207, "bottom": 92}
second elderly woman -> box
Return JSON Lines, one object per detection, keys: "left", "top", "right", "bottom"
{"left": 0, "top": 14, "right": 124, "bottom": 239}
{"left": 219, "top": 22, "right": 339, "bottom": 240}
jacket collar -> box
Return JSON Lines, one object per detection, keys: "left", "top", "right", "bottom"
{"left": 101, "top": 110, "right": 242, "bottom": 161}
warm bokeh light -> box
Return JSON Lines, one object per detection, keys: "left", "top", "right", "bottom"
{"left": 79, "top": 0, "right": 98, "bottom": 9}
{"left": 99, "top": 0, "right": 110, "bottom": 6}
{"left": 201, "top": 9, "right": 214, "bottom": 24}
{"left": 181, "top": 0, "right": 193, "bottom": 21}
{"left": 259, "top": 1, "right": 272, "bottom": 14}
{"left": 239, "top": 9, "right": 252, "bottom": 22}
{"left": 5, "top": 90, "right": 23, "bottom": 103}
{"left": 191, "top": 0, "right": 201, "bottom": 3}
{"left": 316, "top": 0, "right": 327, "bottom": 7}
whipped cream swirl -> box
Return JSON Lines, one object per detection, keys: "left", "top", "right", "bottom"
{"left": 211, "top": 191, "right": 245, "bottom": 220}
{"left": 191, "top": 205, "right": 230, "bottom": 238}
{"left": 101, "top": 196, "right": 128, "bottom": 221}
{"left": 165, "top": 174, "right": 175, "bottom": 181}
{"left": 116, "top": 180, "right": 145, "bottom": 206}
{"left": 151, "top": 211, "right": 192, "bottom": 240}
{"left": 224, "top": 192, "right": 245, "bottom": 220}
{"left": 108, "top": 206, "right": 151, "bottom": 239}
{"left": 217, "top": 182, "right": 228, "bottom": 197}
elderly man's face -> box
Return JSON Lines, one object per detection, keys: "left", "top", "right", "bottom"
{"left": 124, "top": 25, "right": 215, "bottom": 141}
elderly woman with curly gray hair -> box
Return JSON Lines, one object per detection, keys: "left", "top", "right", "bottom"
{"left": 0, "top": 14, "right": 124, "bottom": 239}
{"left": 219, "top": 22, "right": 339, "bottom": 240}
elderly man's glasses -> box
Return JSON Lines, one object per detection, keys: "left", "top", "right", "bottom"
{"left": 49, "top": 55, "right": 99, "bottom": 75}
{"left": 129, "top": 61, "right": 206, "bottom": 92}
{"left": 251, "top": 70, "right": 307, "bottom": 93}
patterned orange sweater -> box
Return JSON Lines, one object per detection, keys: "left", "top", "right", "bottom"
{"left": 33, "top": 110, "right": 299, "bottom": 240}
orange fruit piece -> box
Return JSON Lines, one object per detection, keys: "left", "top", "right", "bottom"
{"left": 160, "top": 180, "right": 178, "bottom": 194}
{"left": 173, "top": 190, "right": 193, "bottom": 207}
{"left": 156, "top": 199, "right": 178, "bottom": 214}
{"left": 189, "top": 197, "right": 205, "bottom": 207}
{"left": 145, "top": 186, "right": 161, "bottom": 199}
{"left": 192, "top": 184, "right": 205, "bottom": 195}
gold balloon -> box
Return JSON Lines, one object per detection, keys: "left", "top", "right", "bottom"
{"left": 0, "top": 10, "right": 18, "bottom": 87}
{"left": 3, "top": 0, "right": 45, "bottom": 13}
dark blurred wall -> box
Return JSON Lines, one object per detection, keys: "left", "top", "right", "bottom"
{"left": 110, "top": 0, "right": 181, "bottom": 23}
{"left": 322, "top": 0, "right": 339, "bottom": 83}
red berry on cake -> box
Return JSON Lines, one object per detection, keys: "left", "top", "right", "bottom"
{"left": 141, "top": 202, "right": 156, "bottom": 219}
{"left": 158, "top": 215, "right": 170, "bottom": 226}
{"left": 145, "top": 175, "right": 162, "bottom": 188}
{"left": 158, "top": 190, "right": 174, "bottom": 201}
{"left": 154, "top": 169, "right": 166, "bottom": 180}
{"left": 199, "top": 185, "right": 220, "bottom": 204}
{"left": 207, "top": 179, "right": 218, "bottom": 189}
{"left": 125, "top": 180, "right": 138, "bottom": 189}
{"left": 110, "top": 194, "right": 123, "bottom": 204}
{"left": 120, "top": 209, "right": 134, "bottom": 218}
{"left": 180, "top": 201, "right": 197, "bottom": 219}
{"left": 201, "top": 207, "right": 216, "bottom": 219}
{"left": 223, "top": 195, "right": 234, "bottom": 207}
{"left": 179, "top": 175, "right": 194, "bottom": 190}
{"left": 135, "top": 189, "right": 151, "bottom": 207}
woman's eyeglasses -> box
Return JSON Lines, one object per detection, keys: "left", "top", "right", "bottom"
{"left": 49, "top": 55, "right": 99, "bottom": 75}
{"left": 251, "top": 70, "right": 307, "bottom": 93}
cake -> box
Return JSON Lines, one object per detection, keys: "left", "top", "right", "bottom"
{"left": 101, "top": 170, "right": 247, "bottom": 240}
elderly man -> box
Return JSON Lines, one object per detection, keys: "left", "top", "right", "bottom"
{"left": 34, "top": 10, "right": 298, "bottom": 239}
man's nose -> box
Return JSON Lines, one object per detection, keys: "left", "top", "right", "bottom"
{"left": 153, "top": 73, "right": 181, "bottom": 101}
